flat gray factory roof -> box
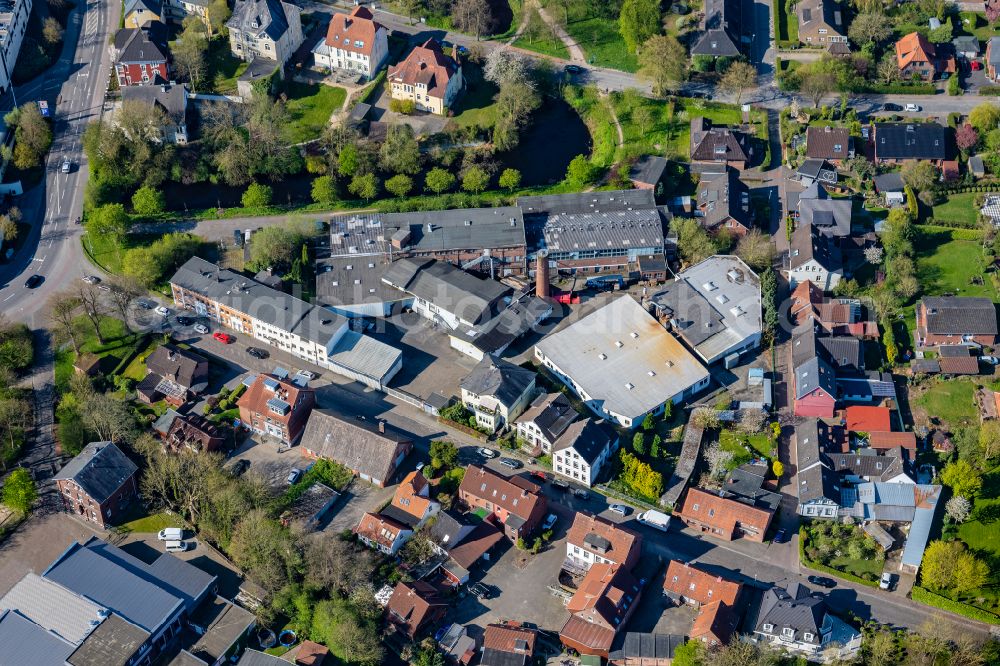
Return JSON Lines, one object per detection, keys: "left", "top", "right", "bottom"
{"left": 535, "top": 295, "right": 709, "bottom": 420}
{"left": 383, "top": 206, "right": 526, "bottom": 251}
{"left": 0, "top": 573, "right": 106, "bottom": 646}
{"left": 541, "top": 208, "right": 665, "bottom": 253}
{"left": 329, "top": 329, "right": 402, "bottom": 381}
{"left": 328, "top": 211, "right": 393, "bottom": 257}
{"left": 518, "top": 189, "right": 657, "bottom": 215}
{"left": 316, "top": 255, "right": 409, "bottom": 307}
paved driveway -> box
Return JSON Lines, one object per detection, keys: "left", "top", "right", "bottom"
{"left": 117, "top": 532, "right": 245, "bottom": 600}
{"left": 228, "top": 435, "right": 314, "bottom": 489}
{"left": 0, "top": 512, "right": 101, "bottom": 596}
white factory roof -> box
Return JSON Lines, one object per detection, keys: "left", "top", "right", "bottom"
{"left": 0, "top": 573, "right": 107, "bottom": 645}
{"left": 535, "top": 296, "right": 709, "bottom": 420}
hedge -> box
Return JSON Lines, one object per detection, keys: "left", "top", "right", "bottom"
{"left": 916, "top": 224, "right": 984, "bottom": 241}
{"left": 799, "top": 526, "right": 880, "bottom": 587}
{"left": 863, "top": 83, "right": 937, "bottom": 95}
{"left": 910, "top": 586, "right": 1000, "bottom": 624}
{"left": 979, "top": 86, "right": 1000, "bottom": 96}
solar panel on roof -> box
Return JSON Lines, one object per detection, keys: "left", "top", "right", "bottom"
{"left": 273, "top": 367, "right": 289, "bottom": 379}
{"left": 263, "top": 378, "right": 279, "bottom": 392}
{"left": 267, "top": 398, "right": 290, "bottom": 415}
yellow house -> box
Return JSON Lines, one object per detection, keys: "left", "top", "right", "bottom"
{"left": 387, "top": 39, "right": 463, "bottom": 116}
{"left": 123, "top": 0, "right": 163, "bottom": 28}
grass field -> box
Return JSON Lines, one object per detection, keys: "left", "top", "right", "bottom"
{"left": 915, "top": 379, "right": 978, "bottom": 428}
{"left": 538, "top": 0, "right": 637, "bottom": 71}
{"left": 931, "top": 192, "right": 982, "bottom": 228}
{"left": 915, "top": 227, "right": 996, "bottom": 300}
{"left": 119, "top": 511, "right": 185, "bottom": 534}
{"left": 513, "top": 8, "right": 570, "bottom": 59}
{"left": 452, "top": 66, "right": 501, "bottom": 129}
{"left": 206, "top": 37, "right": 248, "bottom": 95}
{"left": 53, "top": 316, "right": 144, "bottom": 392}
{"left": 283, "top": 82, "right": 347, "bottom": 144}
{"left": 775, "top": 0, "right": 798, "bottom": 43}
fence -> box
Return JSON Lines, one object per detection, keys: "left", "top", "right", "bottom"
{"left": 383, "top": 386, "right": 441, "bottom": 416}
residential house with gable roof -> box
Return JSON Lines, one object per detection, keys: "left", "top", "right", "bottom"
{"left": 695, "top": 169, "right": 753, "bottom": 235}
{"left": 385, "top": 581, "right": 448, "bottom": 639}
{"left": 690, "top": 118, "right": 751, "bottom": 171}
{"left": 691, "top": 600, "right": 741, "bottom": 648}
{"left": 164, "top": 413, "right": 226, "bottom": 454}
{"left": 796, "top": 0, "right": 847, "bottom": 46}
{"left": 559, "top": 562, "right": 643, "bottom": 658}
{"left": 458, "top": 465, "right": 547, "bottom": 540}
{"left": 796, "top": 183, "right": 852, "bottom": 238}
{"left": 751, "top": 583, "right": 861, "bottom": 661}
{"left": 564, "top": 513, "right": 642, "bottom": 575}
{"left": 676, "top": 487, "right": 775, "bottom": 542}
{"left": 238, "top": 373, "right": 315, "bottom": 445}
{"left": 786, "top": 222, "right": 843, "bottom": 291}
{"left": 299, "top": 409, "right": 412, "bottom": 487}
{"left": 795, "top": 419, "right": 842, "bottom": 518}
{"left": 663, "top": 560, "right": 743, "bottom": 608}
{"left": 916, "top": 296, "right": 999, "bottom": 348}
{"left": 137, "top": 342, "right": 208, "bottom": 406}
{"left": 355, "top": 471, "right": 439, "bottom": 554}
{"left": 460, "top": 355, "right": 537, "bottom": 433}
{"left": 388, "top": 38, "right": 463, "bottom": 115}
{"left": 515, "top": 392, "right": 578, "bottom": 453}
{"left": 54, "top": 442, "right": 139, "bottom": 529}
{"left": 481, "top": 622, "right": 538, "bottom": 666}
{"left": 312, "top": 6, "right": 388, "bottom": 78}
{"left": 124, "top": 0, "right": 163, "bottom": 27}
{"left": 427, "top": 510, "right": 504, "bottom": 585}
{"left": 227, "top": 0, "right": 303, "bottom": 66}
{"left": 552, "top": 418, "right": 620, "bottom": 487}
{"left": 872, "top": 123, "right": 948, "bottom": 165}
{"left": 690, "top": 0, "right": 745, "bottom": 58}
{"left": 789, "top": 280, "right": 878, "bottom": 338}
{"left": 113, "top": 21, "right": 170, "bottom": 86}
{"left": 121, "top": 83, "right": 189, "bottom": 144}
{"left": 805, "top": 126, "right": 852, "bottom": 163}
{"left": 895, "top": 31, "right": 956, "bottom": 81}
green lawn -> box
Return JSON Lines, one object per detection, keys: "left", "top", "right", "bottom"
{"left": 54, "top": 316, "right": 142, "bottom": 391}
{"left": 563, "top": 85, "right": 618, "bottom": 168}
{"left": 719, "top": 430, "right": 774, "bottom": 470}
{"left": 915, "top": 379, "right": 978, "bottom": 428}
{"left": 119, "top": 511, "right": 185, "bottom": 534}
{"left": 283, "top": 82, "right": 347, "bottom": 144}
{"left": 452, "top": 65, "right": 501, "bottom": 129}
{"left": 540, "top": 4, "right": 638, "bottom": 72}
{"left": 931, "top": 192, "right": 982, "bottom": 228}
{"left": 206, "top": 36, "right": 248, "bottom": 95}
{"left": 960, "top": 12, "right": 1000, "bottom": 42}
{"left": 775, "top": 0, "right": 798, "bottom": 43}
{"left": 512, "top": 8, "right": 570, "bottom": 59}
{"left": 914, "top": 227, "right": 997, "bottom": 300}
{"left": 801, "top": 522, "right": 885, "bottom": 582}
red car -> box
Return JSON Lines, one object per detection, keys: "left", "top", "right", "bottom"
{"left": 213, "top": 332, "right": 233, "bottom": 344}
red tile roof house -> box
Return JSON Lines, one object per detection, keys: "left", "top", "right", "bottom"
{"left": 112, "top": 21, "right": 171, "bottom": 86}
{"left": 458, "top": 465, "right": 547, "bottom": 541}
{"left": 790, "top": 281, "right": 879, "bottom": 339}
{"left": 690, "top": 600, "right": 740, "bottom": 648}
{"left": 916, "top": 296, "right": 999, "bottom": 349}
{"left": 385, "top": 581, "right": 448, "bottom": 640}
{"left": 895, "top": 31, "right": 956, "bottom": 81}
{"left": 845, "top": 405, "right": 891, "bottom": 433}
{"left": 311, "top": 6, "right": 389, "bottom": 79}
{"left": 387, "top": 38, "right": 463, "bottom": 115}
{"left": 676, "top": 487, "right": 774, "bottom": 542}
{"left": 54, "top": 442, "right": 139, "bottom": 529}
{"left": 481, "top": 622, "right": 538, "bottom": 666}
{"left": 559, "top": 562, "right": 643, "bottom": 658}
{"left": 564, "top": 513, "right": 642, "bottom": 576}
{"left": 164, "top": 413, "right": 226, "bottom": 454}
{"left": 355, "top": 470, "right": 440, "bottom": 555}
{"left": 662, "top": 560, "right": 743, "bottom": 608}
{"left": 238, "top": 373, "right": 316, "bottom": 445}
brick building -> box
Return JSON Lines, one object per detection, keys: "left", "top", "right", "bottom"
{"left": 54, "top": 442, "right": 139, "bottom": 529}
{"left": 458, "top": 466, "right": 547, "bottom": 541}
{"left": 237, "top": 374, "right": 315, "bottom": 445}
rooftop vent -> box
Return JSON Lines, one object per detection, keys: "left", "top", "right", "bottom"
{"left": 624, "top": 382, "right": 634, "bottom": 390}
{"left": 615, "top": 340, "right": 624, "bottom": 348}
{"left": 598, "top": 353, "right": 607, "bottom": 360}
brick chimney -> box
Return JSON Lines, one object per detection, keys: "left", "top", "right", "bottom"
{"left": 535, "top": 250, "right": 550, "bottom": 299}
{"left": 378, "top": 420, "right": 385, "bottom": 433}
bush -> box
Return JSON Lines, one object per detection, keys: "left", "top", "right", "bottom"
{"left": 910, "top": 586, "right": 1000, "bottom": 624}
{"left": 389, "top": 98, "right": 416, "bottom": 114}
{"left": 979, "top": 86, "right": 1000, "bottom": 96}
{"left": 241, "top": 182, "right": 273, "bottom": 208}
{"left": 948, "top": 75, "right": 961, "bottom": 96}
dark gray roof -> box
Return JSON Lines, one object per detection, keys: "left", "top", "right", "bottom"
{"left": 124, "top": 0, "right": 162, "bottom": 17}
{"left": 113, "top": 22, "right": 168, "bottom": 64}
{"left": 121, "top": 84, "right": 187, "bottom": 123}
{"left": 697, "top": 169, "right": 752, "bottom": 230}
{"left": 796, "top": 418, "right": 836, "bottom": 471}
{"left": 789, "top": 222, "right": 842, "bottom": 271}
{"left": 43, "top": 538, "right": 214, "bottom": 633}
{"left": 516, "top": 392, "right": 577, "bottom": 444}
{"left": 817, "top": 336, "right": 863, "bottom": 374}
{"left": 873, "top": 123, "right": 947, "bottom": 161}
{"left": 691, "top": 118, "right": 750, "bottom": 163}
{"left": 146, "top": 552, "right": 216, "bottom": 611}
{"left": 551, "top": 418, "right": 616, "bottom": 465}
{"left": 460, "top": 355, "right": 536, "bottom": 408}
{"left": 920, "top": 297, "right": 998, "bottom": 336}
{"left": 452, "top": 292, "right": 552, "bottom": 356}
{"left": 952, "top": 35, "right": 979, "bottom": 54}
{"left": 518, "top": 189, "right": 656, "bottom": 216}
{"left": 797, "top": 159, "right": 838, "bottom": 185}
{"left": 724, "top": 462, "right": 782, "bottom": 511}
{"left": 382, "top": 258, "right": 511, "bottom": 325}
{"left": 873, "top": 172, "right": 905, "bottom": 193}
{"left": 609, "top": 633, "right": 685, "bottom": 661}
{"left": 794, "top": 355, "right": 836, "bottom": 400}
{"left": 68, "top": 614, "right": 150, "bottom": 666}
{"left": 144, "top": 344, "right": 208, "bottom": 392}
{"left": 170, "top": 257, "right": 349, "bottom": 347}
{"left": 428, "top": 509, "right": 477, "bottom": 547}
{"left": 690, "top": 0, "right": 745, "bottom": 58}
{"left": 797, "top": 184, "right": 852, "bottom": 237}
{"left": 238, "top": 56, "right": 281, "bottom": 82}
{"left": 315, "top": 254, "right": 408, "bottom": 308}
{"left": 384, "top": 206, "right": 527, "bottom": 253}
{"left": 0, "top": 609, "right": 76, "bottom": 664}
{"left": 629, "top": 155, "right": 669, "bottom": 186}
{"left": 753, "top": 583, "right": 826, "bottom": 643}
{"left": 298, "top": 409, "right": 410, "bottom": 484}
{"left": 830, "top": 450, "right": 908, "bottom": 482}
{"left": 227, "top": 0, "right": 293, "bottom": 40}
{"left": 911, "top": 358, "right": 940, "bottom": 374}
{"left": 54, "top": 442, "right": 138, "bottom": 505}
{"left": 481, "top": 647, "right": 530, "bottom": 666}
{"left": 169, "top": 650, "right": 209, "bottom": 666}
{"left": 237, "top": 649, "right": 287, "bottom": 666}
{"left": 188, "top": 597, "right": 255, "bottom": 664}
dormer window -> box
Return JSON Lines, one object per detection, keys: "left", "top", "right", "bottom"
{"left": 763, "top": 623, "right": 773, "bottom": 632}
{"left": 804, "top": 632, "right": 814, "bottom": 642}
{"left": 782, "top": 628, "right": 795, "bottom": 638}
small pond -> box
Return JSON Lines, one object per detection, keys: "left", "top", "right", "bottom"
{"left": 498, "top": 98, "right": 592, "bottom": 186}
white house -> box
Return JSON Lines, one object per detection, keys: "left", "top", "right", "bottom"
{"left": 514, "top": 392, "right": 577, "bottom": 453}
{"left": 312, "top": 6, "right": 388, "bottom": 79}
{"left": 752, "top": 584, "right": 862, "bottom": 662}
{"left": 563, "top": 513, "right": 641, "bottom": 574}
{"left": 786, "top": 223, "right": 842, "bottom": 291}
{"left": 355, "top": 471, "right": 439, "bottom": 555}
{"left": 459, "top": 356, "right": 536, "bottom": 433}
{"left": 227, "top": 0, "right": 303, "bottom": 66}
{"left": 552, "top": 419, "right": 619, "bottom": 488}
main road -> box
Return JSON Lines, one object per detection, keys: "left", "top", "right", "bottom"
{"left": 0, "top": 0, "right": 119, "bottom": 328}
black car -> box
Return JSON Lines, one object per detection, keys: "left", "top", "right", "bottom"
{"left": 175, "top": 316, "right": 192, "bottom": 326}
{"left": 807, "top": 575, "right": 836, "bottom": 588}
{"left": 230, "top": 459, "right": 250, "bottom": 477}
{"left": 499, "top": 457, "right": 522, "bottom": 469}
{"left": 564, "top": 64, "right": 584, "bottom": 75}
{"left": 137, "top": 300, "right": 154, "bottom": 310}
{"left": 469, "top": 582, "right": 493, "bottom": 599}
{"left": 883, "top": 103, "right": 902, "bottom": 112}
{"left": 24, "top": 274, "right": 43, "bottom": 288}
{"left": 247, "top": 347, "right": 269, "bottom": 359}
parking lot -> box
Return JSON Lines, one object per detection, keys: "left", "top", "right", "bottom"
{"left": 0, "top": 511, "right": 101, "bottom": 597}
{"left": 227, "top": 435, "right": 314, "bottom": 488}
{"left": 376, "top": 314, "right": 480, "bottom": 402}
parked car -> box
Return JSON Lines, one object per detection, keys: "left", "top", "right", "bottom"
{"left": 904, "top": 103, "right": 921, "bottom": 112}
{"left": 478, "top": 447, "right": 497, "bottom": 459}
{"left": 637, "top": 510, "right": 671, "bottom": 531}
{"left": 165, "top": 540, "right": 189, "bottom": 553}
{"left": 882, "top": 103, "right": 902, "bottom": 112}
{"left": 176, "top": 316, "right": 192, "bottom": 326}
{"left": 193, "top": 323, "right": 209, "bottom": 335}
{"left": 154, "top": 305, "right": 170, "bottom": 316}
{"left": 564, "top": 64, "right": 584, "bottom": 74}
{"left": 530, "top": 470, "right": 549, "bottom": 482}
{"left": 609, "top": 504, "right": 630, "bottom": 516}
{"left": 551, "top": 479, "right": 570, "bottom": 491}
{"left": 296, "top": 369, "right": 318, "bottom": 380}
{"left": 287, "top": 468, "right": 303, "bottom": 485}
{"left": 81, "top": 275, "right": 100, "bottom": 284}
{"left": 572, "top": 487, "right": 590, "bottom": 500}
{"left": 773, "top": 528, "right": 788, "bottom": 543}
{"left": 499, "top": 457, "right": 522, "bottom": 469}
{"left": 469, "top": 582, "right": 493, "bottom": 599}
{"left": 24, "top": 274, "right": 43, "bottom": 288}
{"left": 980, "top": 355, "right": 999, "bottom": 366}
{"left": 247, "top": 347, "right": 269, "bottom": 359}
{"left": 880, "top": 573, "right": 894, "bottom": 590}
{"left": 230, "top": 459, "right": 250, "bottom": 477}
{"left": 807, "top": 575, "right": 836, "bottom": 588}
{"left": 213, "top": 332, "right": 233, "bottom": 343}
{"left": 542, "top": 514, "right": 558, "bottom": 530}
{"left": 137, "top": 300, "right": 154, "bottom": 310}
{"left": 157, "top": 528, "right": 183, "bottom": 541}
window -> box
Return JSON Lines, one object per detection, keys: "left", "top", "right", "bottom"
{"left": 763, "top": 624, "right": 773, "bottom": 632}
{"left": 803, "top": 632, "right": 814, "bottom": 642}
{"left": 782, "top": 628, "right": 795, "bottom": 638}
{"left": 692, "top": 503, "right": 700, "bottom": 511}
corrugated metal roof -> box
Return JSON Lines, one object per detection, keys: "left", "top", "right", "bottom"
{"left": 328, "top": 329, "right": 402, "bottom": 382}
{"left": 0, "top": 609, "right": 75, "bottom": 665}
{"left": 0, "top": 573, "right": 105, "bottom": 645}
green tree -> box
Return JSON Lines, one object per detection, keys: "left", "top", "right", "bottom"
{"left": 632, "top": 431, "right": 646, "bottom": 456}
{"left": 88, "top": 203, "right": 130, "bottom": 241}
{"left": 619, "top": 0, "right": 661, "bottom": 55}
{"left": 241, "top": 182, "right": 273, "bottom": 208}
{"left": 349, "top": 172, "right": 379, "bottom": 200}
{"left": 883, "top": 323, "right": 897, "bottom": 366}
{"left": 940, "top": 459, "right": 983, "bottom": 498}
{"left": 172, "top": 25, "right": 209, "bottom": 88}
{"left": 11, "top": 102, "right": 53, "bottom": 170}
{"left": 131, "top": 185, "right": 165, "bottom": 216}
{"left": 772, "top": 460, "right": 784, "bottom": 478}
{"left": 671, "top": 641, "right": 703, "bottom": 666}
{"left": 642, "top": 413, "right": 655, "bottom": 431}
{"left": 42, "top": 17, "right": 63, "bottom": 45}
{"left": 429, "top": 440, "right": 458, "bottom": 471}
{"left": 498, "top": 168, "right": 522, "bottom": 191}
{"left": 637, "top": 35, "right": 688, "bottom": 96}
{"left": 311, "top": 175, "right": 336, "bottom": 204}
{"left": 900, "top": 160, "right": 939, "bottom": 192}
{"left": 379, "top": 124, "right": 421, "bottom": 174}
{"left": 207, "top": 0, "right": 231, "bottom": 35}
{"left": 969, "top": 102, "right": 1000, "bottom": 134}
{"left": 566, "top": 154, "right": 595, "bottom": 186}
{"left": 663, "top": 401, "right": 673, "bottom": 420}
{"left": 385, "top": 173, "right": 414, "bottom": 198}
{"left": 228, "top": 508, "right": 301, "bottom": 593}
{"left": 927, "top": 19, "right": 953, "bottom": 44}
{"left": 921, "top": 540, "right": 987, "bottom": 592}
{"left": 425, "top": 167, "right": 456, "bottom": 194}
{"left": 461, "top": 166, "right": 489, "bottom": 193}
{"left": 671, "top": 217, "right": 717, "bottom": 265}
{"left": 2, "top": 467, "right": 37, "bottom": 514}
{"left": 618, "top": 450, "right": 663, "bottom": 499}
{"left": 337, "top": 142, "right": 361, "bottom": 177}
{"left": 651, "top": 434, "right": 662, "bottom": 458}
{"left": 848, "top": 11, "right": 893, "bottom": 46}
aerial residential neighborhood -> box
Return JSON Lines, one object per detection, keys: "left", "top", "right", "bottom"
{"left": 3, "top": 0, "right": 1000, "bottom": 663}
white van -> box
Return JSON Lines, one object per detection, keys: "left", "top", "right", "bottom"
{"left": 637, "top": 510, "right": 671, "bottom": 531}
{"left": 158, "top": 527, "right": 184, "bottom": 541}
{"left": 165, "top": 540, "right": 189, "bottom": 553}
